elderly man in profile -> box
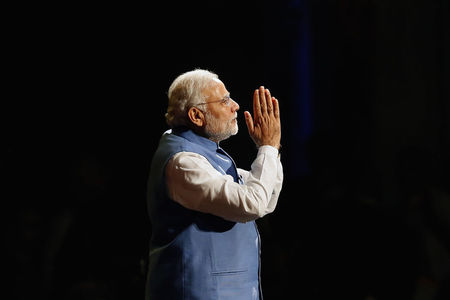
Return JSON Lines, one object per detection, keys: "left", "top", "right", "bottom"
{"left": 145, "top": 69, "right": 283, "bottom": 299}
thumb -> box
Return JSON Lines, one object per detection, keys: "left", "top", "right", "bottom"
{"left": 244, "top": 111, "right": 254, "bottom": 133}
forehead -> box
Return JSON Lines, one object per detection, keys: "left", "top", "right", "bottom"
{"left": 204, "top": 78, "right": 228, "bottom": 98}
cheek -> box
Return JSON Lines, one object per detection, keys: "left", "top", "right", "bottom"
{"left": 212, "top": 111, "right": 229, "bottom": 123}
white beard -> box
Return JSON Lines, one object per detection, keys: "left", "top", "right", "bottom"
{"left": 204, "top": 110, "right": 238, "bottom": 142}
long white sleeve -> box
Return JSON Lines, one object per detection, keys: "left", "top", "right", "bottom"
{"left": 165, "top": 146, "right": 283, "bottom": 223}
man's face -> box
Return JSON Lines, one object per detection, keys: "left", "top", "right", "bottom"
{"left": 202, "top": 79, "right": 240, "bottom": 142}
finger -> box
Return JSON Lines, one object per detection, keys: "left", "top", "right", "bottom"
{"left": 253, "top": 89, "right": 261, "bottom": 120}
{"left": 259, "top": 86, "right": 267, "bottom": 114}
{"left": 265, "top": 88, "right": 273, "bottom": 115}
{"left": 272, "top": 97, "right": 280, "bottom": 119}
{"left": 244, "top": 111, "right": 254, "bottom": 133}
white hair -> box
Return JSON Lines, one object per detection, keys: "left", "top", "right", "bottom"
{"left": 165, "top": 69, "right": 219, "bottom": 128}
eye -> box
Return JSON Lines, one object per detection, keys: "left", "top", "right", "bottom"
{"left": 221, "top": 96, "right": 231, "bottom": 106}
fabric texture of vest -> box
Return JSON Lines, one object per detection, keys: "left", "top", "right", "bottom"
{"left": 145, "top": 127, "right": 261, "bottom": 300}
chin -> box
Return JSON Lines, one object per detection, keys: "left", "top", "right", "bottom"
{"left": 204, "top": 122, "right": 238, "bottom": 142}
{"left": 231, "top": 125, "right": 238, "bottom": 136}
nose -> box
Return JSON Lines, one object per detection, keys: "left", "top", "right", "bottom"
{"left": 231, "top": 99, "right": 239, "bottom": 112}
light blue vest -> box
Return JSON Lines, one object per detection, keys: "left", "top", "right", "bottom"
{"left": 145, "top": 128, "right": 261, "bottom": 300}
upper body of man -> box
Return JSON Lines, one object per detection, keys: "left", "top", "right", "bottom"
{"left": 145, "top": 69, "right": 283, "bottom": 299}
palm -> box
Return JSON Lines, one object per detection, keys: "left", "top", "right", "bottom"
{"left": 244, "top": 87, "right": 281, "bottom": 149}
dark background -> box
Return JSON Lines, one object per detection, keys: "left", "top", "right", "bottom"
{"left": 3, "top": 0, "right": 449, "bottom": 299}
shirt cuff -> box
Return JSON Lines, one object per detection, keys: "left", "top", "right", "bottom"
{"left": 257, "top": 145, "right": 279, "bottom": 158}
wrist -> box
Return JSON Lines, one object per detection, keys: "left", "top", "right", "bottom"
{"left": 276, "top": 144, "right": 282, "bottom": 152}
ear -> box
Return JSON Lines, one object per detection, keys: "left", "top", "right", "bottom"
{"left": 187, "top": 107, "right": 205, "bottom": 127}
